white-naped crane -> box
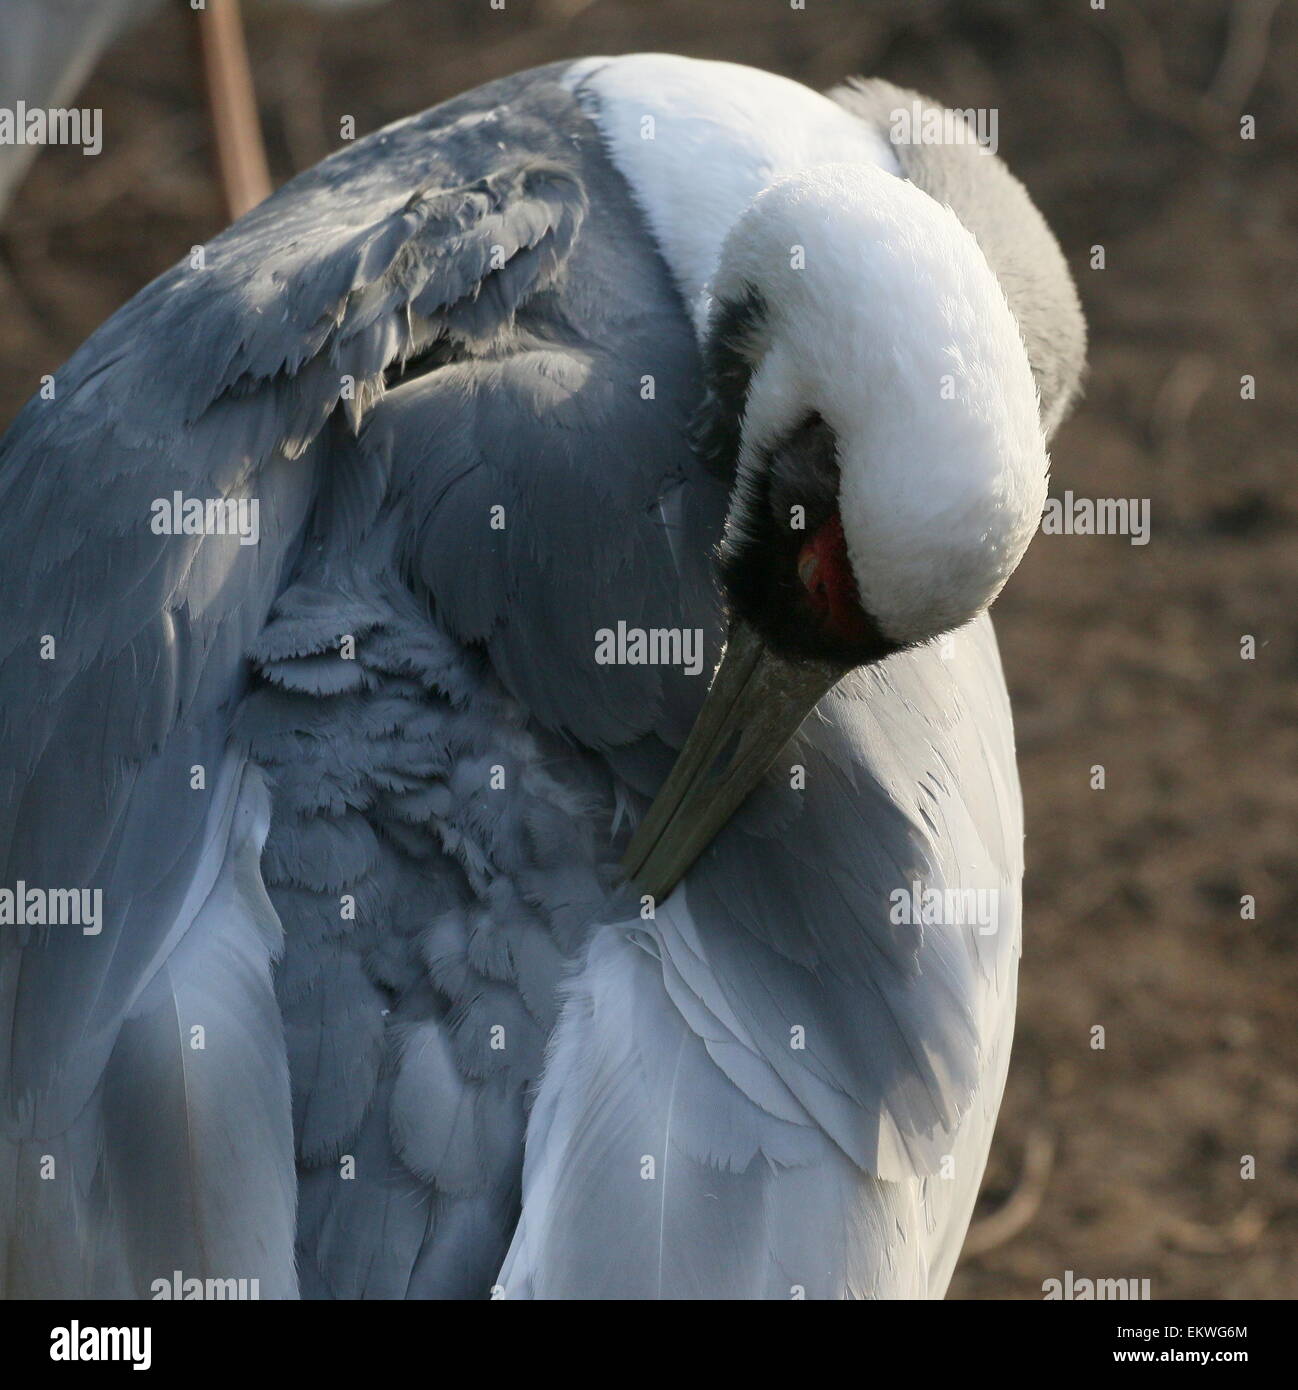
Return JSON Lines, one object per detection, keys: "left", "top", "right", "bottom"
{"left": 0, "top": 52, "right": 1084, "bottom": 1298}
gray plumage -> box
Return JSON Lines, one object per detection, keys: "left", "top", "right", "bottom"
{"left": 0, "top": 59, "right": 1083, "bottom": 1298}
{"left": 829, "top": 79, "right": 1086, "bottom": 438}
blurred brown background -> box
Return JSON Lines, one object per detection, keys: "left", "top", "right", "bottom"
{"left": 0, "top": 0, "right": 1293, "bottom": 1299}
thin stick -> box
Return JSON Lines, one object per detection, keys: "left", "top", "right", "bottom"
{"left": 196, "top": 0, "right": 272, "bottom": 220}
{"left": 962, "top": 1127, "right": 1055, "bottom": 1258}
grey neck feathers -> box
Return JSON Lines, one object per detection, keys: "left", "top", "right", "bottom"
{"left": 827, "top": 77, "right": 1087, "bottom": 440}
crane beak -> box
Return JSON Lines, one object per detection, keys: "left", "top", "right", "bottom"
{"left": 621, "top": 620, "right": 846, "bottom": 903}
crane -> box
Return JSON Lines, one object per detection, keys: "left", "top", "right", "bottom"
{"left": 0, "top": 52, "right": 1084, "bottom": 1299}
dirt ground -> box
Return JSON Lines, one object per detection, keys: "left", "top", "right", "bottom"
{"left": 0, "top": 0, "right": 1293, "bottom": 1299}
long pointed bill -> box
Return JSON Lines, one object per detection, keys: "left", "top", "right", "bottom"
{"left": 621, "top": 621, "right": 847, "bottom": 903}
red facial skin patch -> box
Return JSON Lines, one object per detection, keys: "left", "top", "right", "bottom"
{"left": 796, "top": 512, "right": 869, "bottom": 644}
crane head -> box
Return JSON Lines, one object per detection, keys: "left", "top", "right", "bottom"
{"left": 624, "top": 163, "right": 1048, "bottom": 901}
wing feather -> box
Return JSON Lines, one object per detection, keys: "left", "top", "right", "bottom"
{"left": 502, "top": 620, "right": 1022, "bottom": 1299}
{"left": 0, "top": 67, "right": 599, "bottom": 1296}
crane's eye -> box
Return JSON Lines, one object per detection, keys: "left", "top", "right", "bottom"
{"left": 796, "top": 513, "right": 868, "bottom": 643}
{"left": 797, "top": 535, "right": 831, "bottom": 615}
